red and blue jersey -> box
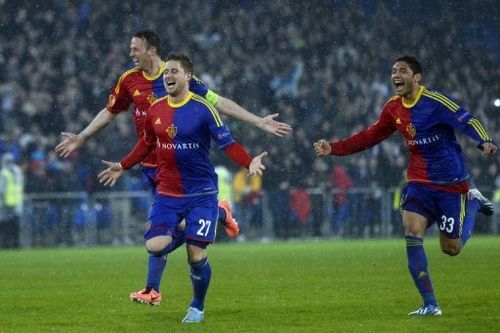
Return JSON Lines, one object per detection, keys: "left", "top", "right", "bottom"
{"left": 106, "top": 62, "right": 219, "bottom": 166}
{"left": 330, "top": 86, "right": 493, "bottom": 188}
{"left": 130, "top": 92, "right": 235, "bottom": 197}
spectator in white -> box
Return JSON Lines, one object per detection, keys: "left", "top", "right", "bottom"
{"left": 0, "top": 153, "right": 24, "bottom": 249}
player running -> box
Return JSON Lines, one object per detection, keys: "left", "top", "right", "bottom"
{"left": 98, "top": 53, "right": 267, "bottom": 323}
{"left": 55, "top": 29, "right": 290, "bottom": 306}
{"left": 314, "top": 55, "right": 496, "bottom": 316}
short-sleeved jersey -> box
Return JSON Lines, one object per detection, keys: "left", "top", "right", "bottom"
{"left": 106, "top": 62, "right": 219, "bottom": 166}
{"left": 331, "top": 86, "right": 493, "bottom": 186}
{"left": 143, "top": 92, "right": 235, "bottom": 197}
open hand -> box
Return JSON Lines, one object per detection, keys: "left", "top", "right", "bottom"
{"left": 249, "top": 151, "right": 268, "bottom": 176}
{"left": 55, "top": 132, "right": 85, "bottom": 158}
{"left": 98, "top": 160, "right": 124, "bottom": 187}
{"left": 258, "top": 114, "right": 292, "bottom": 137}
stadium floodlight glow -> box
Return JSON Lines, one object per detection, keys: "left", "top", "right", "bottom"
{"left": 494, "top": 99, "right": 500, "bottom": 108}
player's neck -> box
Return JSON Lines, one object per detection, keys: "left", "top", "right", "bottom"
{"left": 403, "top": 85, "right": 422, "bottom": 104}
{"left": 169, "top": 89, "right": 190, "bottom": 104}
{"left": 143, "top": 57, "right": 163, "bottom": 77}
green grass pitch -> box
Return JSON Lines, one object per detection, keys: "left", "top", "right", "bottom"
{"left": 1, "top": 236, "right": 499, "bottom": 332}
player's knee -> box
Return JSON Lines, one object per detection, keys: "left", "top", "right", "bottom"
{"left": 441, "top": 245, "right": 461, "bottom": 256}
{"left": 186, "top": 241, "right": 207, "bottom": 263}
{"left": 146, "top": 235, "right": 172, "bottom": 256}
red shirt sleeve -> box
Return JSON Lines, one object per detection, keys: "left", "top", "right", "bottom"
{"left": 224, "top": 142, "right": 252, "bottom": 169}
{"left": 330, "top": 106, "right": 396, "bottom": 156}
{"left": 106, "top": 73, "right": 133, "bottom": 114}
{"left": 120, "top": 138, "right": 155, "bottom": 169}
{"left": 120, "top": 110, "right": 156, "bottom": 169}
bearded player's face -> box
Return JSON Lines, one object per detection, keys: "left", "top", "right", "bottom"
{"left": 391, "top": 61, "right": 420, "bottom": 97}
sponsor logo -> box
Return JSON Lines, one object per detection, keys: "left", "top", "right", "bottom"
{"left": 406, "top": 123, "right": 416, "bottom": 138}
{"left": 217, "top": 132, "right": 230, "bottom": 140}
{"left": 134, "top": 108, "right": 147, "bottom": 117}
{"left": 133, "top": 89, "right": 141, "bottom": 96}
{"left": 407, "top": 134, "right": 440, "bottom": 146}
{"left": 166, "top": 124, "right": 177, "bottom": 139}
{"left": 144, "top": 220, "right": 151, "bottom": 232}
{"left": 155, "top": 118, "right": 162, "bottom": 125}
{"left": 156, "top": 142, "right": 200, "bottom": 150}
{"left": 396, "top": 118, "right": 402, "bottom": 125}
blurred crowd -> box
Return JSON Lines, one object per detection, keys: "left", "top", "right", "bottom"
{"left": 0, "top": 0, "right": 499, "bottom": 241}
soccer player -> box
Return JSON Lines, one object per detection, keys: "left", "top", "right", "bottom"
{"left": 55, "top": 29, "right": 290, "bottom": 305}
{"left": 314, "top": 56, "right": 497, "bottom": 316}
{"left": 98, "top": 53, "right": 267, "bottom": 323}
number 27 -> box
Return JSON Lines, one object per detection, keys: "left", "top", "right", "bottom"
{"left": 197, "top": 219, "right": 212, "bottom": 236}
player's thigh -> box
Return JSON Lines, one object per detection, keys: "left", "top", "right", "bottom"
{"left": 436, "top": 191, "right": 467, "bottom": 239}
{"left": 185, "top": 195, "right": 219, "bottom": 244}
{"left": 401, "top": 210, "right": 428, "bottom": 237}
{"left": 146, "top": 195, "right": 184, "bottom": 246}
{"left": 400, "top": 184, "right": 436, "bottom": 236}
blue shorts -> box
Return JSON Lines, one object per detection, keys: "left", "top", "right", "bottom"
{"left": 140, "top": 165, "right": 157, "bottom": 194}
{"left": 146, "top": 193, "right": 219, "bottom": 244}
{"left": 401, "top": 183, "right": 467, "bottom": 239}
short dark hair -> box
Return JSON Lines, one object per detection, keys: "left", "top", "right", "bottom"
{"left": 394, "top": 55, "right": 423, "bottom": 75}
{"left": 166, "top": 53, "right": 193, "bottom": 75}
{"left": 133, "top": 29, "right": 162, "bottom": 56}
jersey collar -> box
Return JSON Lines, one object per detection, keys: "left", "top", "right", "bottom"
{"left": 402, "top": 86, "right": 425, "bottom": 108}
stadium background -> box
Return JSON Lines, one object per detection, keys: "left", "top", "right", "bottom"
{"left": 1, "top": 0, "right": 499, "bottom": 247}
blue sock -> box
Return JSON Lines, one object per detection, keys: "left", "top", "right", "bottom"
{"left": 189, "top": 257, "right": 211, "bottom": 311}
{"left": 146, "top": 255, "right": 166, "bottom": 291}
{"left": 405, "top": 236, "right": 437, "bottom": 306}
{"left": 145, "top": 232, "right": 186, "bottom": 291}
{"left": 461, "top": 198, "right": 480, "bottom": 247}
{"left": 218, "top": 207, "right": 226, "bottom": 224}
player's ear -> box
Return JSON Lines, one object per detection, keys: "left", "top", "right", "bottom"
{"left": 414, "top": 73, "right": 422, "bottom": 84}
{"left": 147, "top": 46, "right": 157, "bottom": 56}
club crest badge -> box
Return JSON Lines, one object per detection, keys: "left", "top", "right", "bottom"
{"left": 147, "top": 92, "right": 157, "bottom": 104}
{"left": 166, "top": 124, "right": 177, "bottom": 139}
{"left": 406, "top": 123, "right": 416, "bottom": 138}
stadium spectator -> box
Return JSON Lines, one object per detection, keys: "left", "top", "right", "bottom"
{"left": 0, "top": 153, "right": 24, "bottom": 248}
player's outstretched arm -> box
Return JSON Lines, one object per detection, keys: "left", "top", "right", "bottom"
{"left": 313, "top": 139, "right": 332, "bottom": 157}
{"left": 98, "top": 160, "right": 124, "bottom": 187}
{"left": 215, "top": 96, "right": 292, "bottom": 136}
{"left": 55, "top": 108, "right": 118, "bottom": 157}
{"left": 249, "top": 151, "right": 268, "bottom": 176}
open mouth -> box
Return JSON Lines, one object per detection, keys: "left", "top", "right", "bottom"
{"left": 393, "top": 81, "right": 404, "bottom": 89}
{"left": 166, "top": 81, "right": 175, "bottom": 87}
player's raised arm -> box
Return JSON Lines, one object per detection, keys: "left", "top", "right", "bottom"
{"left": 215, "top": 96, "right": 292, "bottom": 136}
{"left": 224, "top": 142, "right": 267, "bottom": 176}
{"left": 55, "top": 108, "right": 118, "bottom": 157}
